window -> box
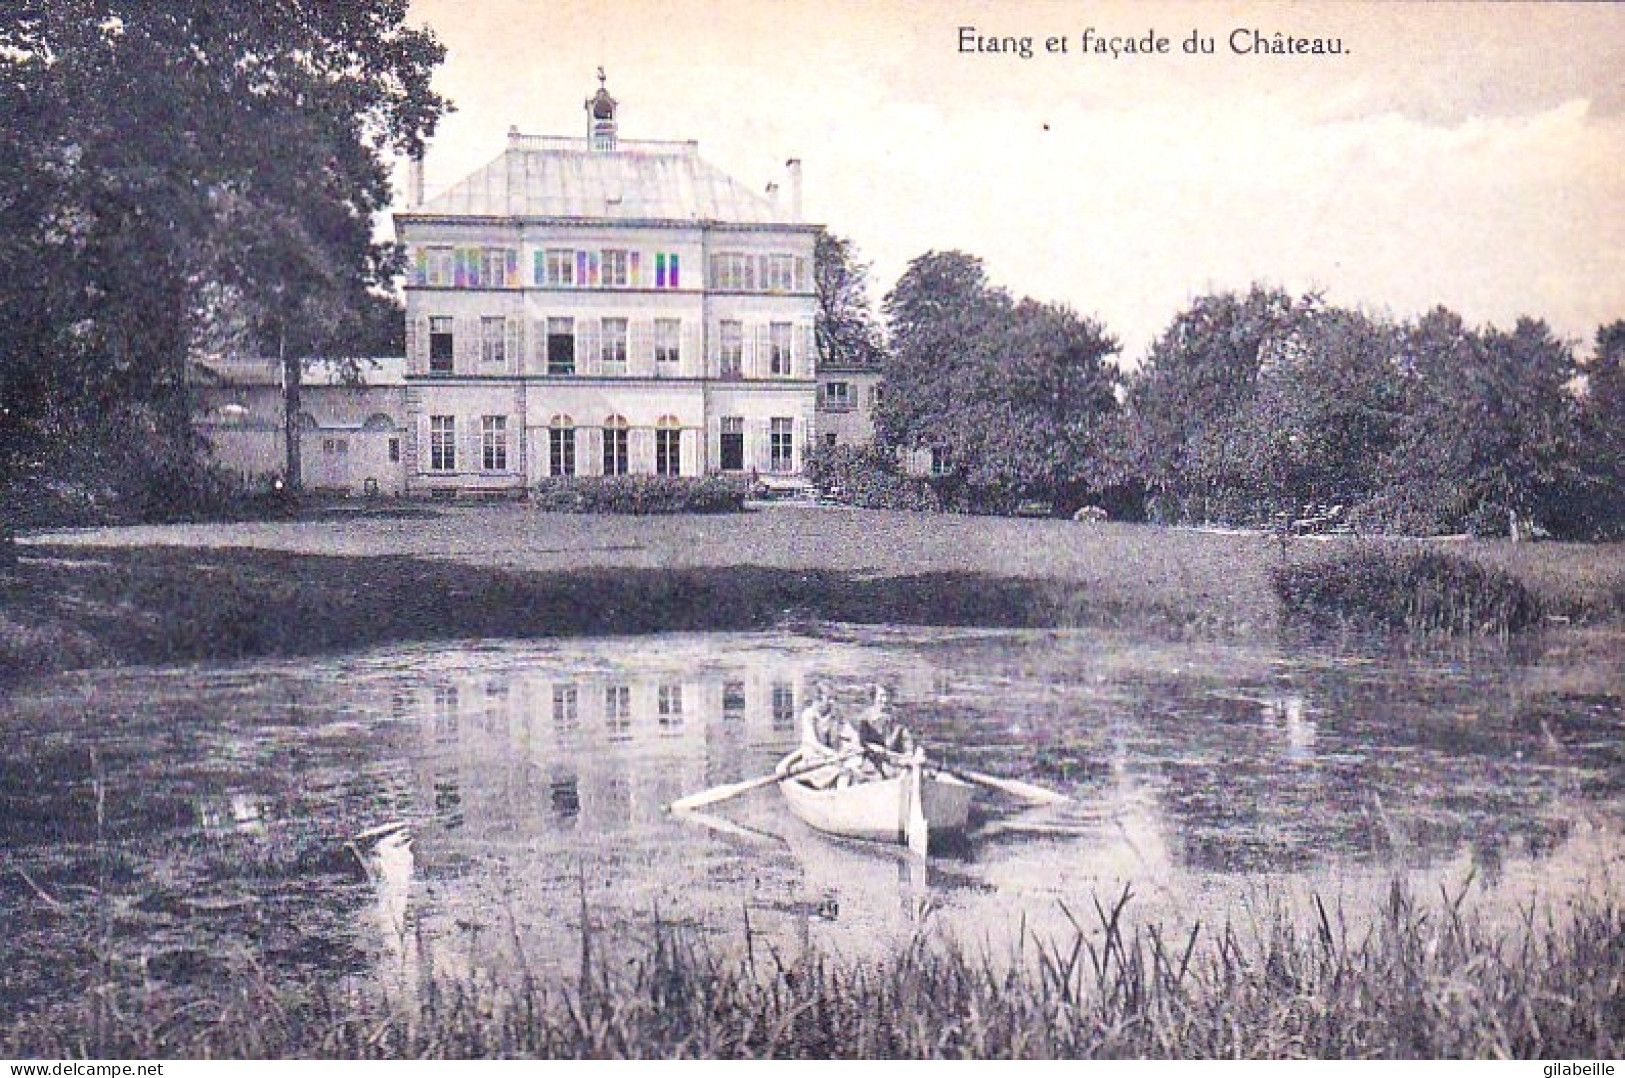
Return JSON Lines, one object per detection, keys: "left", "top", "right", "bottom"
{"left": 604, "top": 684, "right": 631, "bottom": 741}
{"left": 931, "top": 447, "right": 950, "bottom": 476}
{"left": 481, "top": 415, "right": 507, "bottom": 472}
{"left": 655, "top": 417, "right": 681, "bottom": 477}
{"left": 824, "top": 432, "right": 838, "bottom": 447}
{"left": 769, "top": 322, "right": 793, "bottom": 376}
{"left": 720, "top": 416, "right": 744, "bottom": 472}
{"left": 429, "top": 415, "right": 456, "bottom": 472}
{"left": 425, "top": 247, "right": 454, "bottom": 286}
{"left": 719, "top": 321, "right": 743, "bottom": 378}
{"left": 552, "top": 684, "right": 578, "bottom": 732}
{"left": 870, "top": 384, "right": 884, "bottom": 408}
{"left": 601, "top": 249, "right": 629, "bottom": 288}
{"left": 603, "top": 415, "right": 629, "bottom": 476}
{"left": 654, "top": 318, "right": 681, "bottom": 369}
{"left": 657, "top": 683, "right": 684, "bottom": 730}
{"left": 822, "top": 381, "right": 852, "bottom": 409}
{"left": 763, "top": 254, "right": 795, "bottom": 292}
{"left": 429, "top": 317, "right": 454, "bottom": 373}
{"left": 722, "top": 680, "right": 746, "bottom": 722}
{"left": 388, "top": 437, "right": 401, "bottom": 463}
{"left": 710, "top": 253, "right": 748, "bottom": 291}
{"left": 770, "top": 417, "right": 794, "bottom": 473}
{"left": 654, "top": 252, "right": 681, "bottom": 288}
{"left": 480, "top": 248, "right": 513, "bottom": 288}
{"left": 544, "top": 249, "right": 575, "bottom": 287}
{"left": 321, "top": 437, "right": 348, "bottom": 455}
{"left": 480, "top": 316, "right": 506, "bottom": 365}
{"left": 548, "top": 418, "right": 576, "bottom": 477}
{"left": 600, "top": 318, "right": 627, "bottom": 369}
{"left": 771, "top": 682, "right": 795, "bottom": 733}
{"left": 547, "top": 317, "right": 575, "bottom": 375}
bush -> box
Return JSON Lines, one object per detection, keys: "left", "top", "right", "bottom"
{"left": 1273, "top": 546, "right": 1542, "bottom": 635}
{"left": 531, "top": 475, "right": 755, "bottom": 515}
{"left": 803, "top": 443, "right": 944, "bottom": 512}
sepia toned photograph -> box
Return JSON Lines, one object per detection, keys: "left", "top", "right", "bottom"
{"left": 2, "top": 0, "right": 1622, "bottom": 1063}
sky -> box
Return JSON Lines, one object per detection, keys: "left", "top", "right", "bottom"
{"left": 398, "top": 0, "right": 1625, "bottom": 363}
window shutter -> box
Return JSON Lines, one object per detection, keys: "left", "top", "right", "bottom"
{"left": 533, "top": 321, "right": 549, "bottom": 375}
{"left": 506, "top": 318, "right": 522, "bottom": 376}
{"left": 706, "top": 319, "right": 719, "bottom": 378}
{"left": 794, "top": 257, "right": 808, "bottom": 293}
{"left": 679, "top": 427, "right": 698, "bottom": 477}
{"left": 748, "top": 324, "right": 763, "bottom": 380}
{"left": 683, "top": 322, "right": 701, "bottom": 378}
{"left": 755, "top": 419, "right": 772, "bottom": 472}
{"left": 578, "top": 321, "right": 600, "bottom": 377}
{"left": 631, "top": 427, "right": 653, "bottom": 474}
{"left": 412, "top": 317, "right": 430, "bottom": 374}
{"left": 630, "top": 320, "right": 653, "bottom": 377}
{"left": 792, "top": 417, "right": 807, "bottom": 473}
{"left": 705, "top": 415, "right": 721, "bottom": 472}
{"left": 582, "top": 427, "right": 603, "bottom": 476}
{"left": 801, "top": 324, "right": 817, "bottom": 379}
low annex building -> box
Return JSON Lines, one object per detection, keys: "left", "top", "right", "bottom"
{"left": 393, "top": 74, "right": 821, "bottom": 495}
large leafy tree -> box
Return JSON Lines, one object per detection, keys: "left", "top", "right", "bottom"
{"left": 878, "top": 250, "right": 1120, "bottom": 509}
{"left": 0, "top": 1, "right": 446, "bottom": 507}
{"left": 814, "top": 231, "right": 884, "bottom": 371}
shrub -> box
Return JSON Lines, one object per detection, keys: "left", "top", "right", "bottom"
{"left": 1273, "top": 545, "right": 1542, "bottom": 635}
{"left": 531, "top": 475, "right": 755, "bottom": 515}
{"left": 803, "top": 443, "right": 943, "bottom": 512}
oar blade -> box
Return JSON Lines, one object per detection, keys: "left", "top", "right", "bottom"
{"left": 959, "top": 768, "right": 1070, "bottom": 805}
{"left": 906, "top": 764, "right": 930, "bottom": 858}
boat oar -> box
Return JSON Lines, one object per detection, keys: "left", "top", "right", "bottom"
{"left": 954, "top": 767, "right": 1070, "bottom": 805}
{"left": 905, "top": 761, "right": 930, "bottom": 858}
{"left": 668, "top": 750, "right": 859, "bottom": 813}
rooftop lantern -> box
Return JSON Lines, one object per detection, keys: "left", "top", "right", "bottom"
{"left": 586, "top": 67, "right": 618, "bottom": 151}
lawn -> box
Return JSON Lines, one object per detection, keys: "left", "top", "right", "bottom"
{"left": 4, "top": 504, "right": 1622, "bottom": 683}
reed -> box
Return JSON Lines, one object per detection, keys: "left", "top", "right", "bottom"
{"left": 7, "top": 883, "right": 1620, "bottom": 1059}
{"left": 1273, "top": 546, "right": 1544, "bottom": 635}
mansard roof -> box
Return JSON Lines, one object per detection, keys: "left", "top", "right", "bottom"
{"left": 412, "top": 135, "right": 788, "bottom": 224}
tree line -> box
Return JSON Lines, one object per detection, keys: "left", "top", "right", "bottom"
{"left": 817, "top": 243, "right": 1624, "bottom": 538}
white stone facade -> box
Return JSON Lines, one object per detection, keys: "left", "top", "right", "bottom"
{"left": 393, "top": 86, "right": 820, "bottom": 495}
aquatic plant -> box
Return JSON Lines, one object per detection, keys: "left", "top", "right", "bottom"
{"left": 1272, "top": 546, "right": 1543, "bottom": 635}
{"left": 6, "top": 882, "right": 1621, "bottom": 1059}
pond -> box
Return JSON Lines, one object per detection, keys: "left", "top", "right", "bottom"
{"left": 2, "top": 624, "right": 1621, "bottom": 1010}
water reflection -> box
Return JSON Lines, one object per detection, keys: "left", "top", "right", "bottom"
{"left": 0, "top": 627, "right": 1619, "bottom": 1004}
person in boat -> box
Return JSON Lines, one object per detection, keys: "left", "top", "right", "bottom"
{"left": 800, "top": 683, "right": 839, "bottom": 755}
{"left": 856, "top": 685, "right": 915, "bottom": 757}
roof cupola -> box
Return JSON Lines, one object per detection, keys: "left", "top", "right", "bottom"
{"left": 586, "top": 68, "right": 618, "bottom": 151}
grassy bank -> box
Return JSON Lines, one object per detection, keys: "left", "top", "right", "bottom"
{"left": 6, "top": 885, "right": 1621, "bottom": 1059}
{"left": 4, "top": 506, "right": 1623, "bottom": 682}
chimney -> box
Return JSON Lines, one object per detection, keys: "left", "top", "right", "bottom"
{"left": 765, "top": 180, "right": 780, "bottom": 215}
{"left": 408, "top": 153, "right": 425, "bottom": 209}
{"left": 785, "top": 158, "right": 802, "bottom": 222}
{"left": 507, "top": 123, "right": 522, "bottom": 146}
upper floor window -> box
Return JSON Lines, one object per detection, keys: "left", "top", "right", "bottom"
{"left": 769, "top": 322, "right": 793, "bottom": 376}
{"left": 600, "top": 318, "right": 628, "bottom": 368}
{"left": 719, "top": 321, "right": 743, "bottom": 378}
{"left": 429, "top": 317, "right": 454, "bottom": 373}
{"left": 418, "top": 246, "right": 514, "bottom": 287}
{"left": 601, "top": 249, "right": 630, "bottom": 288}
{"left": 547, "top": 317, "right": 575, "bottom": 375}
{"left": 762, "top": 254, "right": 795, "bottom": 293}
{"left": 821, "top": 381, "right": 852, "bottom": 409}
{"left": 709, "top": 251, "right": 803, "bottom": 292}
{"left": 654, "top": 319, "right": 681, "bottom": 369}
{"left": 540, "top": 248, "right": 575, "bottom": 287}
{"left": 710, "top": 253, "right": 749, "bottom": 292}
{"left": 480, "top": 317, "right": 506, "bottom": 365}
{"left": 424, "top": 247, "right": 455, "bottom": 287}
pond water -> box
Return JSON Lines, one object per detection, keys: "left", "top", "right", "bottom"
{"left": 2, "top": 625, "right": 1622, "bottom": 1009}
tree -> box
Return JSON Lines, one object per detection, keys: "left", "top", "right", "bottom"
{"left": 878, "top": 250, "right": 1120, "bottom": 510}
{"left": 1120, "top": 286, "right": 1305, "bottom": 523}
{"left": 814, "top": 231, "right": 884, "bottom": 371}
{"left": 0, "top": 2, "right": 447, "bottom": 509}
{"left": 1568, "top": 320, "right": 1625, "bottom": 537}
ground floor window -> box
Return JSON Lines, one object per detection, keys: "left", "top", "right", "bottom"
{"left": 824, "top": 432, "right": 837, "bottom": 448}
{"left": 770, "top": 417, "right": 793, "bottom": 473}
{"left": 429, "top": 415, "right": 456, "bottom": 472}
{"left": 481, "top": 415, "right": 507, "bottom": 472}
{"left": 931, "top": 447, "right": 950, "bottom": 476}
{"left": 656, "top": 422, "right": 681, "bottom": 477}
{"left": 388, "top": 437, "right": 401, "bottom": 463}
{"left": 549, "top": 422, "right": 575, "bottom": 477}
{"left": 603, "top": 416, "right": 629, "bottom": 476}
{"left": 720, "top": 416, "right": 744, "bottom": 471}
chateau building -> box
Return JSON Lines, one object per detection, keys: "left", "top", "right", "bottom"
{"left": 393, "top": 75, "right": 822, "bottom": 494}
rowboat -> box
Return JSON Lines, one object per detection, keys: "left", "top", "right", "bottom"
{"left": 775, "top": 748, "right": 977, "bottom": 855}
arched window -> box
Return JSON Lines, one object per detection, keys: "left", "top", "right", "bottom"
{"left": 296, "top": 411, "right": 320, "bottom": 431}
{"left": 548, "top": 414, "right": 575, "bottom": 477}
{"left": 362, "top": 412, "right": 396, "bottom": 432}
{"left": 602, "top": 414, "right": 629, "bottom": 476}
{"left": 655, "top": 416, "right": 682, "bottom": 477}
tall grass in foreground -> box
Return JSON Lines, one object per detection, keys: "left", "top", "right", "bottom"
{"left": 7, "top": 885, "right": 1622, "bottom": 1059}
{"left": 1274, "top": 547, "right": 1543, "bottom": 635}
